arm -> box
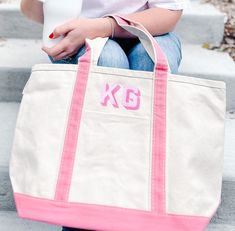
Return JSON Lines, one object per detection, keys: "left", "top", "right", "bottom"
{"left": 112, "top": 7, "right": 183, "bottom": 38}
{"left": 50, "top": 7, "right": 182, "bottom": 39}
{"left": 20, "top": 0, "right": 44, "bottom": 24}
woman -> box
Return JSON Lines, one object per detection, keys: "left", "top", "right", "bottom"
{"left": 20, "top": 0, "right": 189, "bottom": 230}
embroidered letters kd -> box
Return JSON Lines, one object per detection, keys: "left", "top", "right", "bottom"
{"left": 101, "top": 83, "right": 141, "bottom": 110}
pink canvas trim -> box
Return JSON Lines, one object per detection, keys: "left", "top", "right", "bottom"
{"left": 14, "top": 193, "right": 211, "bottom": 231}
{"left": 54, "top": 44, "right": 92, "bottom": 201}
{"left": 151, "top": 43, "right": 168, "bottom": 214}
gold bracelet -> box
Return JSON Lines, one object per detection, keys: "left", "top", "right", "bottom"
{"left": 106, "top": 17, "right": 115, "bottom": 39}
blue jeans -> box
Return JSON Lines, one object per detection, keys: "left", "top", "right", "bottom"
{"left": 49, "top": 32, "right": 182, "bottom": 74}
{"left": 49, "top": 32, "right": 182, "bottom": 231}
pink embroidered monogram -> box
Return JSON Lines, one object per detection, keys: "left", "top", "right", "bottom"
{"left": 101, "top": 83, "right": 141, "bottom": 110}
{"left": 101, "top": 83, "right": 121, "bottom": 108}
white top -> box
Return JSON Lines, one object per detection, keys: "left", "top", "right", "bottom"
{"left": 81, "top": 0, "right": 191, "bottom": 18}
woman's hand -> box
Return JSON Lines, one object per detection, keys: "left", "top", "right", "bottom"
{"left": 42, "top": 18, "right": 112, "bottom": 61}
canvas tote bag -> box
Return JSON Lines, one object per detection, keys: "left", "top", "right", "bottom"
{"left": 9, "top": 15, "right": 226, "bottom": 231}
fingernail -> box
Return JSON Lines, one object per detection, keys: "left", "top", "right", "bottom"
{"left": 49, "top": 33, "right": 54, "bottom": 39}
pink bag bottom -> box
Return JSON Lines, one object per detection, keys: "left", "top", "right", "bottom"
{"left": 14, "top": 193, "right": 211, "bottom": 231}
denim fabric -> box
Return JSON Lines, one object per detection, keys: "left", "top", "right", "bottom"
{"left": 49, "top": 32, "right": 182, "bottom": 74}
{"left": 49, "top": 32, "right": 182, "bottom": 231}
{"left": 128, "top": 32, "right": 182, "bottom": 73}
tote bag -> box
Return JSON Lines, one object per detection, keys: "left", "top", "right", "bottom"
{"left": 9, "top": 15, "right": 226, "bottom": 231}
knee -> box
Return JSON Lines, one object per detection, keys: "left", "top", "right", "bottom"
{"left": 48, "top": 46, "right": 86, "bottom": 64}
{"left": 128, "top": 42, "right": 154, "bottom": 72}
{"left": 128, "top": 33, "right": 182, "bottom": 74}
{"left": 97, "top": 39, "right": 129, "bottom": 69}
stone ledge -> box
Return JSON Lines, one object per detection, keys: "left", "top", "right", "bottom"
{"left": 0, "top": 211, "right": 60, "bottom": 230}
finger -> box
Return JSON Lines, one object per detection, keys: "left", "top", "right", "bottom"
{"left": 50, "top": 19, "right": 77, "bottom": 39}
{"left": 41, "top": 46, "right": 52, "bottom": 54}
{"left": 42, "top": 39, "right": 69, "bottom": 57}
{"left": 53, "top": 51, "right": 70, "bottom": 61}
{"left": 42, "top": 46, "right": 64, "bottom": 58}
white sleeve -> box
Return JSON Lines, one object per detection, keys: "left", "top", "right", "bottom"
{"left": 147, "top": 0, "right": 191, "bottom": 10}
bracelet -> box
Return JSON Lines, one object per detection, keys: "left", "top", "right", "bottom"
{"left": 106, "top": 17, "right": 115, "bottom": 39}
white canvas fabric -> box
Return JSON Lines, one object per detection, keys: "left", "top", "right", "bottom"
{"left": 9, "top": 15, "right": 226, "bottom": 231}
{"left": 165, "top": 75, "right": 225, "bottom": 216}
{"left": 10, "top": 66, "right": 77, "bottom": 199}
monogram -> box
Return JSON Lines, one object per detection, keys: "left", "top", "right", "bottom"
{"left": 100, "top": 83, "right": 141, "bottom": 110}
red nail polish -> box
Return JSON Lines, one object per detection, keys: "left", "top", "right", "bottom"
{"left": 49, "top": 33, "right": 54, "bottom": 39}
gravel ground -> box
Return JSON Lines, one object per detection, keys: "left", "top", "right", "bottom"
{"left": 201, "top": 0, "right": 235, "bottom": 61}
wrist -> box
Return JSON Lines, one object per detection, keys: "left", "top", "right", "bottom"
{"left": 86, "top": 17, "right": 115, "bottom": 39}
{"left": 97, "top": 17, "right": 114, "bottom": 38}
{"left": 105, "top": 17, "right": 115, "bottom": 38}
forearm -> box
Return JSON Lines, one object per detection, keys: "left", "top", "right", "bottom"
{"left": 109, "top": 7, "right": 183, "bottom": 38}
{"left": 20, "top": 0, "right": 44, "bottom": 24}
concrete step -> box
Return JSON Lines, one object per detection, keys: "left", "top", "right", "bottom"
{"left": 0, "top": 211, "right": 60, "bottom": 231}
{"left": 0, "top": 3, "right": 43, "bottom": 39}
{"left": 206, "top": 224, "right": 235, "bottom": 231}
{"left": 0, "top": 39, "right": 235, "bottom": 109}
{"left": 174, "top": 1, "right": 226, "bottom": 46}
{"left": 0, "top": 211, "right": 234, "bottom": 231}
{"left": 0, "top": 103, "right": 19, "bottom": 211}
{"left": 0, "top": 38, "right": 49, "bottom": 102}
{"left": 0, "top": 102, "right": 235, "bottom": 227}
{"left": 0, "top": 1, "right": 225, "bottom": 45}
